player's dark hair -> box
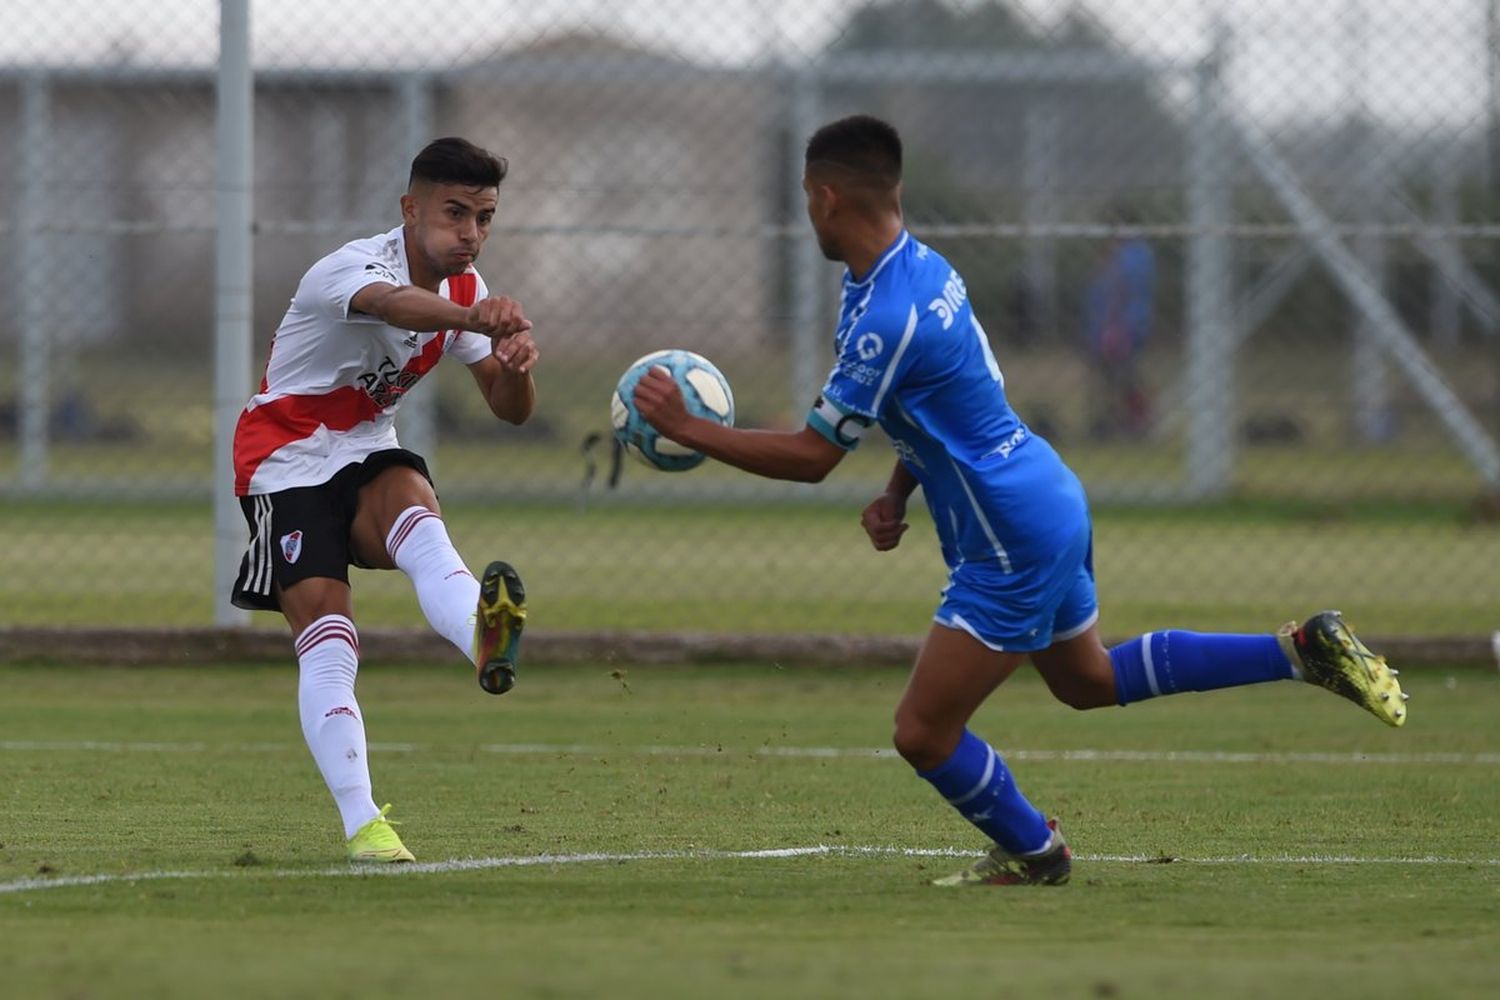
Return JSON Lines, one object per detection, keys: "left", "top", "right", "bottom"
{"left": 804, "top": 115, "right": 902, "bottom": 187}
{"left": 408, "top": 137, "right": 508, "bottom": 189}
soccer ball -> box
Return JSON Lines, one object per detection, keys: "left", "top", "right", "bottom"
{"left": 611, "top": 349, "right": 735, "bottom": 472}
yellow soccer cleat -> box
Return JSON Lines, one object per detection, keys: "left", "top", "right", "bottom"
{"left": 473, "top": 560, "right": 527, "bottom": 695}
{"left": 933, "top": 818, "right": 1072, "bottom": 887}
{"left": 1279, "top": 610, "right": 1408, "bottom": 727}
{"left": 346, "top": 804, "right": 415, "bottom": 863}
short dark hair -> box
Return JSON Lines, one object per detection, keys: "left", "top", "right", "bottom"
{"left": 805, "top": 115, "right": 902, "bottom": 186}
{"left": 408, "top": 137, "right": 508, "bottom": 189}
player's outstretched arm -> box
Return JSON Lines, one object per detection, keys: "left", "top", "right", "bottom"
{"left": 350, "top": 282, "right": 470, "bottom": 332}
{"left": 351, "top": 284, "right": 533, "bottom": 340}
{"left": 634, "top": 368, "right": 844, "bottom": 483}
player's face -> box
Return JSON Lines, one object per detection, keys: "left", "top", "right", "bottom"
{"left": 402, "top": 182, "right": 498, "bottom": 277}
{"left": 802, "top": 173, "right": 843, "bottom": 262}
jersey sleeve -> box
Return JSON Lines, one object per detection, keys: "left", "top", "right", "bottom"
{"left": 806, "top": 302, "right": 920, "bottom": 450}
{"left": 297, "top": 243, "right": 404, "bottom": 325}
{"left": 446, "top": 272, "right": 495, "bottom": 365}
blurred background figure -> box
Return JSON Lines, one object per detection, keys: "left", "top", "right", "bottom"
{"left": 1082, "top": 203, "right": 1155, "bottom": 440}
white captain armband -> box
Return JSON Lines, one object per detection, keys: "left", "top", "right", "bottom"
{"left": 807, "top": 394, "right": 874, "bottom": 451}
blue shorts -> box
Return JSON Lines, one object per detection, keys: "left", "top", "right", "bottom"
{"left": 934, "top": 524, "right": 1098, "bottom": 653}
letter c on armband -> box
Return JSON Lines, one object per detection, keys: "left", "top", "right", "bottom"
{"left": 834, "top": 413, "right": 869, "bottom": 447}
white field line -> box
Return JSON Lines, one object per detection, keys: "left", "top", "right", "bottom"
{"left": 2, "top": 739, "right": 1498, "bottom": 766}
{"left": 478, "top": 744, "right": 1500, "bottom": 766}
{"left": 0, "top": 741, "right": 418, "bottom": 753}
{"left": 2, "top": 845, "right": 1496, "bottom": 897}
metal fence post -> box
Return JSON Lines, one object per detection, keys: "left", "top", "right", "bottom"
{"left": 1345, "top": 0, "right": 1393, "bottom": 443}
{"left": 1022, "top": 99, "right": 1060, "bottom": 339}
{"left": 786, "top": 66, "right": 824, "bottom": 421}
{"left": 1352, "top": 132, "right": 1393, "bottom": 443}
{"left": 214, "top": 0, "right": 253, "bottom": 625}
{"left": 396, "top": 72, "right": 437, "bottom": 470}
{"left": 18, "top": 72, "right": 51, "bottom": 492}
{"left": 1429, "top": 163, "right": 1462, "bottom": 352}
{"left": 1184, "top": 23, "right": 1234, "bottom": 498}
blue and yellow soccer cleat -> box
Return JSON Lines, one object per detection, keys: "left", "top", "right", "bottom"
{"left": 932, "top": 818, "right": 1072, "bottom": 887}
{"left": 1279, "top": 611, "right": 1407, "bottom": 727}
{"left": 346, "top": 804, "right": 415, "bottom": 863}
{"left": 473, "top": 560, "right": 527, "bottom": 695}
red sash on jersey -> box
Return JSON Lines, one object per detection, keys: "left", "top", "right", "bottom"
{"left": 233, "top": 270, "right": 483, "bottom": 495}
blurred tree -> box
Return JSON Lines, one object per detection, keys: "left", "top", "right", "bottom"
{"left": 821, "top": 0, "right": 1187, "bottom": 352}
{"left": 834, "top": 0, "right": 1046, "bottom": 50}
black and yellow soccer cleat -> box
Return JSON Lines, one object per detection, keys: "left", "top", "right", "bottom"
{"left": 932, "top": 818, "right": 1072, "bottom": 887}
{"left": 1279, "top": 610, "right": 1407, "bottom": 727}
{"left": 473, "top": 560, "right": 527, "bottom": 695}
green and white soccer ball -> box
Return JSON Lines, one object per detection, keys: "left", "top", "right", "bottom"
{"left": 611, "top": 349, "right": 735, "bottom": 472}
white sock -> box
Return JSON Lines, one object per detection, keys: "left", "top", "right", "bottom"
{"left": 386, "top": 505, "right": 481, "bottom": 663}
{"left": 295, "top": 615, "right": 380, "bottom": 839}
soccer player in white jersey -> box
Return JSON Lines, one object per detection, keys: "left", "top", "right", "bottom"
{"left": 230, "top": 137, "right": 535, "bottom": 863}
{"left": 634, "top": 116, "right": 1407, "bottom": 887}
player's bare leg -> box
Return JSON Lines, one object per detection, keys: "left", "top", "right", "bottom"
{"left": 276, "top": 575, "right": 353, "bottom": 636}
{"left": 1027, "top": 625, "right": 1116, "bottom": 710}
{"left": 277, "top": 576, "right": 413, "bottom": 863}
{"left": 349, "top": 465, "right": 442, "bottom": 571}
{"left": 892, "top": 625, "right": 1023, "bottom": 771}
{"left": 895, "top": 625, "right": 1071, "bottom": 887}
{"left": 351, "top": 465, "right": 527, "bottom": 694}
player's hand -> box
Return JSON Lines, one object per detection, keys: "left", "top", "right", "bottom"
{"left": 492, "top": 329, "right": 538, "bottom": 374}
{"left": 861, "top": 491, "right": 909, "bottom": 551}
{"left": 465, "top": 295, "right": 532, "bottom": 338}
{"left": 633, "top": 367, "right": 690, "bottom": 437}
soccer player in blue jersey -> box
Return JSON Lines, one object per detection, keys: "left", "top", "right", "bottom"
{"left": 633, "top": 115, "right": 1407, "bottom": 887}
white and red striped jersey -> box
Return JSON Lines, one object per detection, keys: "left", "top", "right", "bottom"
{"left": 233, "top": 225, "right": 494, "bottom": 496}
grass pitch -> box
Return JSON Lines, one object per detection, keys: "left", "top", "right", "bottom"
{"left": 2, "top": 660, "right": 1498, "bottom": 999}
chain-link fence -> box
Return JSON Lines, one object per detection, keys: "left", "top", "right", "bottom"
{"left": 2, "top": 0, "right": 1498, "bottom": 640}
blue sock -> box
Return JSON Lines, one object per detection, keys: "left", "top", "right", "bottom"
{"left": 917, "top": 729, "right": 1051, "bottom": 856}
{"left": 1110, "top": 630, "right": 1295, "bottom": 705}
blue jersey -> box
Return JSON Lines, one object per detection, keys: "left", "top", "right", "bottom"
{"left": 808, "top": 231, "right": 1089, "bottom": 573}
